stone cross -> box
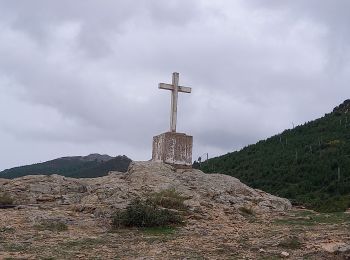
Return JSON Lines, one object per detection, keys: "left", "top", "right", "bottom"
{"left": 159, "top": 72, "right": 191, "bottom": 132}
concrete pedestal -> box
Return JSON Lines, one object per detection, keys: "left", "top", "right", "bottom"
{"left": 152, "top": 132, "right": 193, "bottom": 168}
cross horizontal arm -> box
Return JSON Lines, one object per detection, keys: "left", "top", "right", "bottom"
{"left": 158, "top": 83, "right": 192, "bottom": 93}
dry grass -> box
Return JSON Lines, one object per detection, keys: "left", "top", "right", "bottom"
{"left": 0, "top": 193, "right": 14, "bottom": 205}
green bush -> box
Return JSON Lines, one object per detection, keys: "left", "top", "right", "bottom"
{"left": 112, "top": 199, "right": 184, "bottom": 228}
{"left": 0, "top": 193, "right": 14, "bottom": 205}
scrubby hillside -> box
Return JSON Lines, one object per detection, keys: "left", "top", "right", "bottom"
{"left": 200, "top": 100, "right": 350, "bottom": 212}
{"left": 0, "top": 154, "right": 131, "bottom": 179}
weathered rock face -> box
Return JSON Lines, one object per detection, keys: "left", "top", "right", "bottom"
{"left": 0, "top": 161, "right": 291, "bottom": 215}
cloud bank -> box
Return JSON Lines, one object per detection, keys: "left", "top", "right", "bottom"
{"left": 0, "top": 0, "right": 349, "bottom": 170}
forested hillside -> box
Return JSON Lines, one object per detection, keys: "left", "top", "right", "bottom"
{"left": 200, "top": 100, "right": 350, "bottom": 212}
{"left": 0, "top": 154, "right": 132, "bottom": 179}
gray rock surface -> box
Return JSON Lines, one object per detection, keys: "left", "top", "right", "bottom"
{"left": 0, "top": 161, "right": 291, "bottom": 215}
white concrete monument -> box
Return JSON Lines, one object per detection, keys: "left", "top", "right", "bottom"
{"left": 152, "top": 72, "right": 193, "bottom": 168}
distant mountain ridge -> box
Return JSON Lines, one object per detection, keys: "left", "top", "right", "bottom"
{"left": 0, "top": 154, "right": 132, "bottom": 179}
{"left": 60, "top": 153, "right": 113, "bottom": 162}
{"left": 200, "top": 100, "right": 350, "bottom": 212}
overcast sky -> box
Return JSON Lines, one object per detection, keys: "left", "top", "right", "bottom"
{"left": 0, "top": 0, "right": 349, "bottom": 170}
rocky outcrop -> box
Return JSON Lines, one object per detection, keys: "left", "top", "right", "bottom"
{"left": 0, "top": 161, "right": 291, "bottom": 215}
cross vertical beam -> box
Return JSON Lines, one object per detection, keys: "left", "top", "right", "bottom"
{"left": 159, "top": 72, "right": 191, "bottom": 133}
{"left": 171, "top": 72, "right": 179, "bottom": 132}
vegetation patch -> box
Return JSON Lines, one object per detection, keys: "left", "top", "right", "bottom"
{"left": 62, "top": 238, "right": 105, "bottom": 248}
{"left": 112, "top": 189, "right": 188, "bottom": 228}
{"left": 312, "top": 195, "right": 350, "bottom": 213}
{"left": 0, "top": 193, "right": 14, "bottom": 205}
{"left": 112, "top": 198, "right": 184, "bottom": 228}
{"left": 0, "top": 226, "right": 15, "bottom": 233}
{"left": 34, "top": 219, "right": 68, "bottom": 232}
{"left": 278, "top": 236, "right": 302, "bottom": 249}
{"left": 199, "top": 100, "right": 350, "bottom": 212}
{"left": 275, "top": 210, "right": 350, "bottom": 226}
{"left": 147, "top": 188, "right": 189, "bottom": 211}
{"left": 0, "top": 154, "right": 131, "bottom": 179}
{"left": 3, "top": 243, "right": 28, "bottom": 252}
{"left": 141, "top": 226, "right": 177, "bottom": 236}
{"left": 239, "top": 206, "right": 255, "bottom": 216}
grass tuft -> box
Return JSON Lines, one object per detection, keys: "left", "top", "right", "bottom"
{"left": 141, "top": 226, "right": 176, "bottom": 235}
{"left": 146, "top": 188, "right": 189, "bottom": 211}
{"left": 239, "top": 206, "right": 255, "bottom": 216}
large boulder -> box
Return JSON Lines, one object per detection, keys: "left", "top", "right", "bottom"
{"left": 0, "top": 161, "right": 291, "bottom": 215}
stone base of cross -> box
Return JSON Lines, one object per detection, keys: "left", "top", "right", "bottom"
{"left": 151, "top": 72, "right": 193, "bottom": 168}
{"left": 152, "top": 132, "right": 193, "bottom": 168}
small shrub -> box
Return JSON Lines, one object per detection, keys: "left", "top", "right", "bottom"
{"left": 147, "top": 188, "right": 189, "bottom": 211}
{"left": 0, "top": 193, "right": 14, "bottom": 205}
{"left": 112, "top": 189, "right": 188, "bottom": 229}
{"left": 112, "top": 198, "right": 184, "bottom": 228}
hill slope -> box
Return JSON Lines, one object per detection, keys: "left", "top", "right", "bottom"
{"left": 0, "top": 154, "right": 132, "bottom": 179}
{"left": 200, "top": 100, "right": 350, "bottom": 212}
{"left": 0, "top": 162, "right": 348, "bottom": 259}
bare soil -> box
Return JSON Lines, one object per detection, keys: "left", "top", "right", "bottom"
{"left": 0, "top": 205, "right": 349, "bottom": 259}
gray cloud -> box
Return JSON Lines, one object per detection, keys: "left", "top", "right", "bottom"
{"left": 0, "top": 0, "right": 349, "bottom": 170}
